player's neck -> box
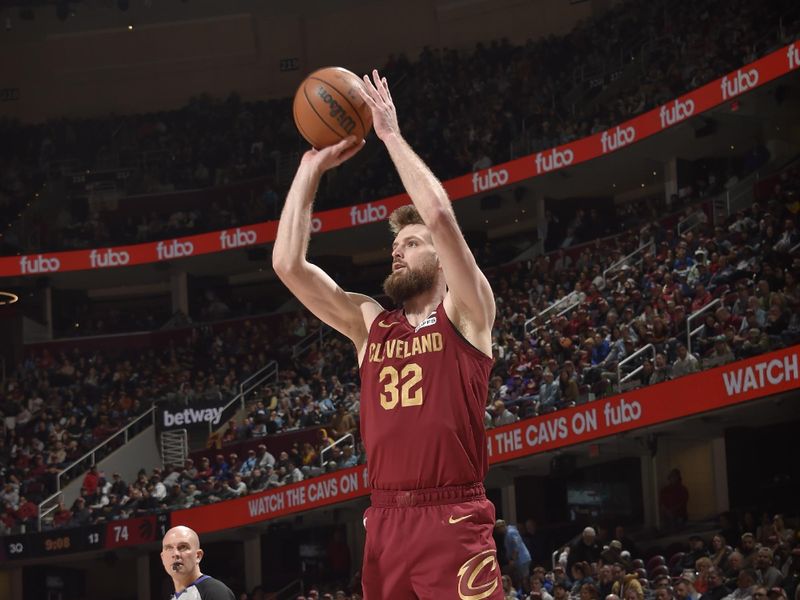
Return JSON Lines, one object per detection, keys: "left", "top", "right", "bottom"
{"left": 401, "top": 288, "right": 443, "bottom": 327}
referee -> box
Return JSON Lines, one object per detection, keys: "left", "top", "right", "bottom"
{"left": 161, "top": 525, "right": 235, "bottom": 600}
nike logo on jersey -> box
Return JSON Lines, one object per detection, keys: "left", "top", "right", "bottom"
{"left": 378, "top": 319, "right": 398, "bottom": 328}
{"left": 448, "top": 514, "right": 473, "bottom": 524}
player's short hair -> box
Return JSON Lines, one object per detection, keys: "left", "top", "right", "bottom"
{"left": 388, "top": 205, "right": 425, "bottom": 235}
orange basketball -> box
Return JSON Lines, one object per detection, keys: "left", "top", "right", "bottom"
{"left": 292, "top": 67, "right": 373, "bottom": 149}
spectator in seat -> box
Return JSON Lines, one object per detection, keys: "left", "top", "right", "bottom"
{"left": 692, "top": 283, "right": 713, "bottom": 313}
{"left": 330, "top": 405, "right": 357, "bottom": 438}
{"left": 676, "top": 577, "right": 700, "bottom": 600}
{"left": 568, "top": 527, "right": 602, "bottom": 571}
{"left": 739, "top": 534, "right": 758, "bottom": 569}
{"left": 256, "top": 444, "right": 276, "bottom": 469}
{"left": 537, "top": 370, "right": 561, "bottom": 412}
{"left": 683, "top": 535, "right": 711, "bottom": 570}
{"left": 558, "top": 369, "right": 579, "bottom": 408}
{"left": 754, "top": 548, "right": 783, "bottom": 589}
{"left": 493, "top": 400, "right": 518, "bottom": 427}
{"left": 710, "top": 534, "right": 732, "bottom": 571}
{"left": 721, "top": 570, "right": 757, "bottom": 600}
{"left": 701, "top": 568, "right": 730, "bottom": 600}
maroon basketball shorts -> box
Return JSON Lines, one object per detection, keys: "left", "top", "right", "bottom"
{"left": 362, "top": 483, "right": 503, "bottom": 600}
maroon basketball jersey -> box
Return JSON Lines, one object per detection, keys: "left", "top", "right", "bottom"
{"left": 359, "top": 302, "right": 492, "bottom": 490}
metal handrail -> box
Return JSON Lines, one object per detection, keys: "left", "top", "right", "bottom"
{"left": 209, "top": 361, "right": 279, "bottom": 434}
{"left": 525, "top": 291, "right": 580, "bottom": 336}
{"left": 291, "top": 325, "right": 330, "bottom": 359}
{"left": 273, "top": 578, "right": 304, "bottom": 600}
{"left": 687, "top": 298, "right": 722, "bottom": 357}
{"left": 602, "top": 240, "right": 654, "bottom": 286}
{"left": 54, "top": 407, "right": 156, "bottom": 492}
{"left": 677, "top": 210, "right": 707, "bottom": 237}
{"left": 319, "top": 433, "right": 355, "bottom": 468}
{"left": 37, "top": 407, "right": 156, "bottom": 530}
{"left": 37, "top": 490, "right": 63, "bottom": 532}
{"left": 790, "top": 241, "right": 800, "bottom": 254}
{"left": 617, "top": 343, "right": 656, "bottom": 390}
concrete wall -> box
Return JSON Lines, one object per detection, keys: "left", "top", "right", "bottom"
{"left": 61, "top": 424, "right": 161, "bottom": 506}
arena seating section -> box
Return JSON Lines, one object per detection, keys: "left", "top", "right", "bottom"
{"left": 1, "top": 0, "right": 797, "bottom": 252}
{"left": 1, "top": 1, "right": 800, "bottom": 598}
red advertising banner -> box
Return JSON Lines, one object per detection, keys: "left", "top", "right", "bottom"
{"left": 2, "top": 41, "right": 798, "bottom": 278}
{"left": 173, "top": 345, "right": 800, "bottom": 535}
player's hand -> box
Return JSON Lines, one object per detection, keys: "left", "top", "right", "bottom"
{"left": 359, "top": 69, "right": 400, "bottom": 141}
{"left": 300, "top": 136, "right": 365, "bottom": 174}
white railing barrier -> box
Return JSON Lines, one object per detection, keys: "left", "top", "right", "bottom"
{"left": 687, "top": 298, "right": 722, "bottom": 357}
{"left": 525, "top": 291, "right": 580, "bottom": 336}
{"left": 37, "top": 490, "right": 63, "bottom": 532}
{"left": 677, "top": 210, "right": 707, "bottom": 237}
{"left": 37, "top": 406, "right": 156, "bottom": 530}
{"left": 291, "top": 326, "right": 330, "bottom": 359}
{"left": 209, "top": 361, "right": 279, "bottom": 434}
{"left": 319, "top": 433, "right": 355, "bottom": 469}
{"left": 617, "top": 343, "right": 656, "bottom": 391}
{"left": 602, "top": 240, "right": 654, "bottom": 286}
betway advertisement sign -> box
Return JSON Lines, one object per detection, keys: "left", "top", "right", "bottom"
{"left": 157, "top": 399, "right": 228, "bottom": 431}
{"left": 2, "top": 41, "right": 797, "bottom": 278}
{"left": 173, "top": 345, "right": 800, "bottom": 535}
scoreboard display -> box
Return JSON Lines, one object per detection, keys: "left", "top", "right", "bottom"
{"left": 3, "top": 513, "right": 170, "bottom": 562}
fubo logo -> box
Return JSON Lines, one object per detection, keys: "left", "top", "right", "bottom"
{"left": 20, "top": 255, "right": 61, "bottom": 274}
{"left": 220, "top": 228, "right": 257, "bottom": 250}
{"left": 789, "top": 43, "right": 799, "bottom": 71}
{"left": 156, "top": 240, "right": 194, "bottom": 261}
{"left": 472, "top": 168, "right": 509, "bottom": 193}
{"left": 720, "top": 68, "right": 759, "bottom": 100}
{"left": 600, "top": 125, "right": 636, "bottom": 154}
{"left": 534, "top": 148, "right": 574, "bottom": 174}
{"left": 659, "top": 98, "right": 695, "bottom": 129}
{"left": 350, "top": 203, "right": 388, "bottom": 226}
{"left": 89, "top": 248, "right": 130, "bottom": 269}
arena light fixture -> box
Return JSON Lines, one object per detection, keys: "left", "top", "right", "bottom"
{"left": 0, "top": 292, "right": 19, "bottom": 306}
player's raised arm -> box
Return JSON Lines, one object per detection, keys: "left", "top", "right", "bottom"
{"left": 272, "top": 137, "right": 382, "bottom": 354}
{"left": 359, "top": 70, "right": 496, "bottom": 351}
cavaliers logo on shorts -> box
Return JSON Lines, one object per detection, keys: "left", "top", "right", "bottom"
{"left": 457, "top": 549, "right": 499, "bottom": 600}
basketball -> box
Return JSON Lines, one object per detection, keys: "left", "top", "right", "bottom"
{"left": 292, "top": 67, "right": 373, "bottom": 149}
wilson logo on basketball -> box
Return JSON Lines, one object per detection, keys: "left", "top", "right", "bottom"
{"left": 156, "top": 240, "right": 194, "bottom": 261}
{"left": 89, "top": 248, "right": 130, "bottom": 268}
{"left": 659, "top": 98, "right": 695, "bottom": 129}
{"left": 316, "top": 86, "right": 356, "bottom": 135}
{"left": 535, "top": 148, "right": 574, "bottom": 174}
{"left": 472, "top": 168, "right": 509, "bottom": 193}
{"left": 220, "top": 228, "right": 257, "bottom": 250}
{"left": 720, "top": 68, "right": 759, "bottom": 100}
{"left": 20, "top": 255, "right": 61, "bottom": 274}
{"left": 457, "top": 550, "right": 499, "bottom": 600}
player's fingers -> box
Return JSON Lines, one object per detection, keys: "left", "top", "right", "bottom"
{"left": 372, "top": 69, "right": 389, "bottom": 103}
{"left": 382, "top": 77, "right": 392, "bottom": 103}
{"left": 338, "top": 139, "right": 366, "bottom": 163}
{"left": 361, "top": 75, "right": 382, "bottom": 103}
{"left": 357, "top": 85, "right": 378, "bottom": 108}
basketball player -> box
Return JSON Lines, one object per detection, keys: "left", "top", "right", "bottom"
{"left": 273, "top": 70, "right": 502, "bottom": 599}
{"left": 161, "top": 525, "right": 235, "bottom": 599}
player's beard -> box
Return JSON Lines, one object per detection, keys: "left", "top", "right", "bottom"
{"left": 383, "top": 257, "right": 438, "bottom": 306}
